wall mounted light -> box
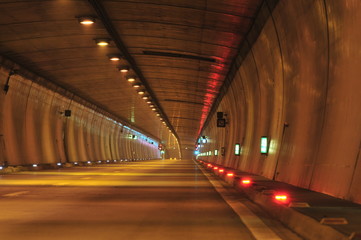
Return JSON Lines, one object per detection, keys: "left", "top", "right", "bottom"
{"left": 235, "top": 143, "right": 240, "bottom": 156}
{"left": 261, "top": 136, "right": 269, "bottom": 154}
{"left": 95, "top": 38, "right": 111, "bottom": 46}
{"left": 78, "top": 16, "right": 96, "bottom": 25}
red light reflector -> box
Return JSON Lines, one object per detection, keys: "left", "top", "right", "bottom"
{"left": 227, "top": 172, "right": 234, "bottom": 177}
{"left": 274, "top": 194, "right": 289, "bottom": 203}
{"left": 219, "top": 169, "right": 224, "bottom": 173}
{"left": 213, "top": 166, "right": 218, "bottom": 170}
{"left": 241, "top": 178, "right": 252, "bottom": 186}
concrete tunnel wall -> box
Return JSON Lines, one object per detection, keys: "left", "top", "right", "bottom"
{"left": 198, "top": 0, "right": 361, "bottom": 203}
{"left": 0, "top": 59, "right": 161, "bottom": 167}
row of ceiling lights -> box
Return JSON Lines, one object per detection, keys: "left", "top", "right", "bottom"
{"left": 78, "top": 16, "right": 173, "bottom": 135}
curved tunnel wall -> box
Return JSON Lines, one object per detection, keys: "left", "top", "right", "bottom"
{"left": 0, "top": 61, "right": 162, "bottom": 166}
{"left": 199, "top": 0, "right": 361, "bottom": 203}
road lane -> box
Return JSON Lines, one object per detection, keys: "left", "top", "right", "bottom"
{"left": 0, "top": 159, "right": 257, "bottom": 240}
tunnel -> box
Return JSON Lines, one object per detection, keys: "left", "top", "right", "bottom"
{"left": 0, "top": 0, "right": 360, "bottom": 240}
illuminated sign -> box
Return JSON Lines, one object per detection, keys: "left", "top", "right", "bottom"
{"left": 261, "top": 136, "right": 268, "bottom": 154}
{"left": 234, "top": 143, "right": 240, "bottom": 156}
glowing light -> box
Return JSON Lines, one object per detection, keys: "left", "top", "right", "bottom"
{"left": 137, "top": 90, "right": 145, "bottom": 95}
{"left": 0, "top": 166, "right": 3, "bottom": 170}
{"left": 74, "top": 162, "right": 78, "bottom": 165}
{"left": 274, "top": 193, "right": 289, "bottom": 203}
{"left": 213, "top": 166, "right": 218, "bottom": 170}
{"left": 227, "top": 172, "right": 234, "bottom": 177}
{"left": 219, "top": 168, "right": 224, "bottom": 173}
{"left": 79, "top": 17, "right": 95, "bottom": 25}
{"left": 127, "top": 76, "right": 136, "bottom": 82}
{"left": 57, "top": 163, "right": 62, "bottom": 166}
{"left": 207, "top": 163, "right": 212, "bottom": 167}
{"left": 235, "top": 143, "right": 240, "bottom": 156}
{"left": 87, "top": 161, "right": 91, "bottom": 164}
{"left": 119, "top": 66, "right": 129, "bottom": 72}
{"left": 241, "top": 178, "right": 252, "bottom": 186}
{"left": 95, "top": 39, "right": 110, "bottom": 46}
{"left": 32, "top": 164, "right": 38, "bottom": 167}
{"left": 261, "top": 136, "right": 269, "bottom": 154}
{"left": 133, "top": 84, "right": 141, "bottom": 88}
{"left": 214, "top": 149, "right": 218, "bottom": 156}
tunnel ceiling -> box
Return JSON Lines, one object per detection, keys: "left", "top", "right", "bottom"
{"left": 0, "top": 0, "right": 263, "bottom": 148}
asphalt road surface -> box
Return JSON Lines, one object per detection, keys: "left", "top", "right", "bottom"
{"left": 0, "top": 159, "right": 300, "bottom": 240}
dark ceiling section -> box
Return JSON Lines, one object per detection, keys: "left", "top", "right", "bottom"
{"left": 0, "top": 0, "right": 263, "bottom": 148}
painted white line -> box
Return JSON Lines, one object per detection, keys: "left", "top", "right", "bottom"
{"left": 3, "top": 191, "right": 29, "bottom": 197}
{"left": 199, "top": 166, "right": 283, "bottom": 240}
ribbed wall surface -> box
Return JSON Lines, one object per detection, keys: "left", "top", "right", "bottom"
{"left": 199, "top": 0, "right": 361, "bottom": 203}
{"left": 0, "top": 60, "right": 170, "bottom": 166}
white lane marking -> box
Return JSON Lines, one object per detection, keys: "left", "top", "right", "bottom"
{"left": 199, "top": 166, "right": 283, "bottom": 240}
{"left": 3, "top": 191, "right": 29, "bottom": 197}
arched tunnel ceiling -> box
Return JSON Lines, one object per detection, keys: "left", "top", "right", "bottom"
{"left": 0, "top": 0, "right": 263, "bottom": 148}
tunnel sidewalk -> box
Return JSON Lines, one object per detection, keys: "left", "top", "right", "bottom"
{"left": 197, "top": 160, "right": 361, "bottom": 240}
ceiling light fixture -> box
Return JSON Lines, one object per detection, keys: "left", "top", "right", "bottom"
{"left": 78, "top": 16, "right": 96, "bottom": 25}
{"left": 119, "top": 66, "right": 129, "bottom": 72}
{"left": 137, "top": 90, "right": 145, "bottom": 95}
{"left": 95, "top": 38, "right": 110, "bottom": 46}
{"left": 132, "top": 83, "right": 141, "bottom": 88}
{"left": 127, "top": 76, "right": 136, "bottom": 82}
{"left": 152, "top": 108, "right": 156, "bottom": 111}
{"left": 109, "top": 55, "right": 121, "bottom": 61}
{"left": 142, "top": 96, "right": 149, "bottom": 100}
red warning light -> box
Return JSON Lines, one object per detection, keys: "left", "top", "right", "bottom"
{"left": 227, "top": 172, "right": 234, "bottom": 177}
{"left": 219, "top": 168, "right": 224, "bottom": 173}
{"left": 241, "top": 178, "right": 252, "bottom": 187}
{"left": 213, "top": 166, "right": 218, "bottom": 170}
{"left": 207, "top": 163, "right": 213, "bottom": 168}
{"left": 274, "top": 193, "right": 289, "bottom": 203}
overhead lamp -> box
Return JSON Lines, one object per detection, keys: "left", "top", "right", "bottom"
{"left": 132, "top": 83, "right": 141, "bottom": 88}
{"left": 156, "top": 113, "right": 160, "bottom": 116}
{"left": 119, "top": 66, "right": 129, "bottom": 72}
{"left": 95, "top": 38, "right": 110, "bottom": 46}
{"left": 142, "top": 95, "right": 149, "bottom": 100}
{"left": 137, "top": 90, "right": 145, "bottom": 95}
{"left": 109, "top": 55, "right": 121, "bottom": 61}
{"left": 78, "top": 16, "right": 96, "bottom": 25}
{"left": 127, "top": 76, "right": 136, "bottom": 82}
{"left": 152, "top": 108, "right": 156, "bottom": 111}
{"left": 146, "top": 100, "right": 152, "bottom": 104}
{"left": 149, "top": 104, "right": 155, "bottom": 108}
